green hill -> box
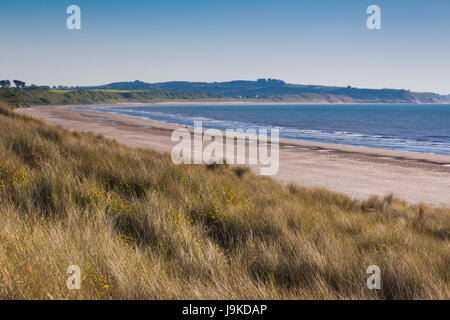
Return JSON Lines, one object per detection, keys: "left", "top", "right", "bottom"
{"left": 2, "top": 80, "right": 450, "bottom": 108}
{"left": 81, "top": 79, "right": 450, "bottom": 104}
{"left": 0, "top": 86, "right": 218, "bottom": 108}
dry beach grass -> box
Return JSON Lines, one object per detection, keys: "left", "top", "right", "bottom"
{"left": 0, "top": 101, "right": 448, "bottom": 299}
{"left": 17, "top": 105, "right": 450, "bottom": 207}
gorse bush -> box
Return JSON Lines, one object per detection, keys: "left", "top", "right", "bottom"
{"left": 0, "top": 101, "right": 448, "bottom": 299}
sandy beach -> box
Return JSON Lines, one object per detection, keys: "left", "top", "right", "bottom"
{"left": 16, "top": 105, "right": 450, "bottom": 207}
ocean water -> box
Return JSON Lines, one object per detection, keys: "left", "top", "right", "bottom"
{"left": 82, "top": 104, "right": 450, "bottom": 155}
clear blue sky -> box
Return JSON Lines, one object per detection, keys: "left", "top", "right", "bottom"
{"left": 1, "top": 0, "right": 449, "bottom": 94}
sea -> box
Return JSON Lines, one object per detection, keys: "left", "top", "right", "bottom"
{"left": 80, "top": 104, "right": 450, "bottom": 156}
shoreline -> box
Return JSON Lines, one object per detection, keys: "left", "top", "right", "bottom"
{"left": 71, "top": 103, "right": 450, "bottom": 164}
{"left": 16, "top": 105, "right": 450, "bottom": 207}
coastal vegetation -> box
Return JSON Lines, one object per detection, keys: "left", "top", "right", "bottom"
{"left": 0, "top": 86, "right": 217, "bottom": 108}
{"left": 0, "top": 100, "right": 448, "bottom": 299}
{"left": 2, "top": 78, "right": 450, "bottom": 108}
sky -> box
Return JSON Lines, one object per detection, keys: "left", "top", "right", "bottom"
{"left": 1, "top": 0, "right": 449, "bottom": 94}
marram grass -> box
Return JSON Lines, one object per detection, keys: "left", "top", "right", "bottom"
{"left": 0, "top": 102, "right": 448, "bottom": 299}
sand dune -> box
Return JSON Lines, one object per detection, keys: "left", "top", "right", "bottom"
{"left": 17, "top": 105, "right": 450, "bottom": 207}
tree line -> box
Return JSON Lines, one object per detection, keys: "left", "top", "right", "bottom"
{"left": 0, "top": 80, "right": 26, "bottom": 89}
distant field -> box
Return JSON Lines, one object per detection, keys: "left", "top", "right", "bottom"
{"left": 48, "top": 90, "right": 73, "bottom": 94}
{"left": 49, "top": 89, "right": 151, "bottom": 94}
{"left": 90, "top": 89, "right": 151, "bottom": 93}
